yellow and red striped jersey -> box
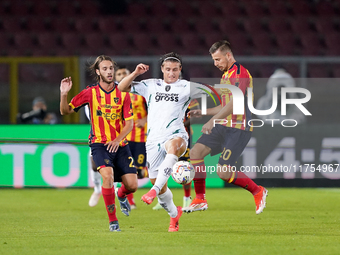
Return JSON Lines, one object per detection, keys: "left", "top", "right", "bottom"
{"left": 69, "top": 83, "right": 133, "bottom": 145}
{"left": 126, "top": 93, "right": 147, "bottom": 143}
{"left": 184, "top": 98, "right": 200, "bottom": 135}
{"left": 217, "top": 62, "right": 253, "bottom": 131}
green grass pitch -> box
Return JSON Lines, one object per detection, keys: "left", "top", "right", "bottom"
{"left": 1, "top": 188, "right": 339, "bottom": 255}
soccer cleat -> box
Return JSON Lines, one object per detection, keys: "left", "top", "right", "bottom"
{"left": 115, "top": 188, "right": 131, "bottom": 216}
{"left": 168, "top": 206, "right": 183, "bottom": 232}
{"left": 88, "top": 191, "right": 101, "bottom": 207}
{"left": 109, "top": 221, "right": 121, "bottom": 232}
{"left": 152, "top": 202, "right": 163, "bottom": 210}
{"left": 183, "top": 196, "right": 192, "bottom": 208}
{"left": 141, "top": 189, "right": 157, "bottom": 205}
{"left": 182, "top": 197, "right": 208, "bottom": 213}
{"left": 254, "top": 186, "right": 268, "bottom": 215}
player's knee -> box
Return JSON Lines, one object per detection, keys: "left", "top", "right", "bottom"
{"left": 190, "top": 144, "right": 205, "bottom": 159}
{"left": 100, "top": 170, "right": 113, "bottom": 186}
{"left": 126, "top": 182, "right": 138, "bottom": 192}
{"left": 166, "top": 137, "right": 186, "bottom": 156}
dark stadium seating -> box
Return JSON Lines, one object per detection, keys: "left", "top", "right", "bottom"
{"left": 180, "top": 32, "right": 206, "bottom": 55}
{"left": 97, "top": 17, "right": 119, "bottom": 33}
{"left": 169, "top": 17, "right": 192, "bottom": 33}
{"left": 145, "top": 18, "right": 167, "bottom": 33}
{"left": 267, "top": 17, "right": 291, "bottom": 34}
{"left": 1, "top": 0, "right": 340, "bottom": 78}
{"left": 13, "top": 32, "right": 37, "bottom": 50}
{"left": 60, "top": 33, "right": 83, "bottom": 53}
{"left": 74, "top": 17, "right": 98, "bottom": 33}
{"left": 265, "top": 1, "right": 290, "bottom": 16}
{"left": 251, "top": 32, "right": 275, "bottom": 55}
{"left": 204, "top": 32, "right": 224, "bottom": 49}
{"left": 127, "top": 2, "right": 149, "bottom": 17}
{"left": 155, "top": 33, "right": 181, "bottom": 53}
{"left": 299, "top": 32, "right": 323, "bottom": 56}
{"left": 193, "top": 18, "right": 219, "bottom": 34}
{"left": 83, "top": 33, "right": 107, "bottom": 54}
{"left": 243, "top": 2, "right": 267, "bottom": 17}
{"left": 2, "top": 17, "right": 24, "bottom": 32}
{"left": 274, "top": 32, "right": 299, "bottom": 56}
{"left": 49, "top": 17, "right": 74, "bottom": 32}
{"left": 324, "top": 32, "right": 340, "bottom": 55}
{"left": 196, "top": 2, "right": 220, "bottom": 18}
{"left": 307, "top": 65, "right": 331, "bottom": 78}
{"left": 78, "top": 1, "right": 101, "bottom": 16}
{"left": 25, "top": 17, "right": 48, "bottom": 32}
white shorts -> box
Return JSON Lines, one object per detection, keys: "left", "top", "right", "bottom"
{"left": 146, "top": 133, "right": 188, "bottom": 179}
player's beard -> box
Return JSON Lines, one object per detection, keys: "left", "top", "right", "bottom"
{"left": 99, "top": 73, "right": 114, "bottom": 84}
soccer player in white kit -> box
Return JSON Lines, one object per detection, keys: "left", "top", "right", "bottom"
{"left": 118, "top": 52, "right": 207, "bottom": 232}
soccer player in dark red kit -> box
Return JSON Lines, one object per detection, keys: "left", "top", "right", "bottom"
{"left": 184, "top": 40, "right": 268, "bottom": 214}
{"left": 60, "top": 55, "right": 138, "bottom": 232}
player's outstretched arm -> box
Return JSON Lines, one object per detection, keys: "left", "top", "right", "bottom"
{"left": 201, "top": 99, "right": 233, "bottom": 135}
{"left": 188, "top": 105, "right": 222, "bottom": 118}
{"left": 60, "top": 77, "right": 74, "bottom": 115}
{"left": 118, "top": 63, "right": 149, "bottom": 92}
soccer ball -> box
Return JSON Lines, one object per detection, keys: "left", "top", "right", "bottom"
{"left": 171, "top": 161, "right": 195, "bottom": 185}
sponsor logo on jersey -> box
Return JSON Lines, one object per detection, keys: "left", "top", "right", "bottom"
{"left": 96, "top": 109, "right": 121, "bottom": 120}
{"left": 155, "top": 92, "right": 179, "bottom": 102}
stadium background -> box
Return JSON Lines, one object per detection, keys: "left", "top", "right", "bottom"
{"left": 0, "top": 0, "right": 339, "bottom": 188}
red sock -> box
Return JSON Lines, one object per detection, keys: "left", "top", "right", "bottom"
{"left": 117, "top": 183, "right": 133, "bottom": 198}
{"left": 191, "top": 159, "right": 206, "bottom": 200}
{"left": 183, "top": 183, "right": 191, "bottom": 197}
{"left": 127, "top": 193, "right": 135, "bottom": 205}
{"left": 102, "top": 187, "right": 117, "bottom": 222}
{"left": 227, "top": 171, "right": 261, "bottom": 195}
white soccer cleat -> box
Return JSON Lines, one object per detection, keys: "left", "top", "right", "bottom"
{"left": 89, "top": 191, "right": 101, "bottom": 207}
{"left": 182, "top": 198, "right": 208, "bottom": 213}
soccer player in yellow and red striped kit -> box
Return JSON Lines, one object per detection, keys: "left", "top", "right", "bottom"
{"left": 60, "top": 55, "right": 138, "bottom": 232}
{"left": 184, "top": 40, "right": 268, "bottom": 215}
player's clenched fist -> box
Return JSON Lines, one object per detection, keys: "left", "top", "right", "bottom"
{"left": 134, "top": 63, "right": 149, "bottom": 75}
{"left": 60, "top": 77, "right": 73, "bottom": 94}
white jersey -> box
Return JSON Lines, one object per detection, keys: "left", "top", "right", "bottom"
{"left": 131, "top": 79, "right": 207, "bottom": 143}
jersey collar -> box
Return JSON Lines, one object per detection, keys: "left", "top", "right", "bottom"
{"left": 98, "top": 82, "right": 117, "bottom": 94}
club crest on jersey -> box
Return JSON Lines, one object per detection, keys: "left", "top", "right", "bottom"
{"left": 165, "top": 85, "right": 171, "bottom": 92}
{"left": 114, "top": 97, "right": 119, "bottom": 104}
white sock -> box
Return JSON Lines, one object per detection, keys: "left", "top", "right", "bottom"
{"left": 157, "top": 188, "right": 178, "bottom": 218}
{"left": 113, "top": 182, "right": 118, "bottom": 190}
{"left": 153, "top": 154, "right": 178, "bottom": 195}
{"left": 91, "top": 170, "right": 101, "bottom": 194}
